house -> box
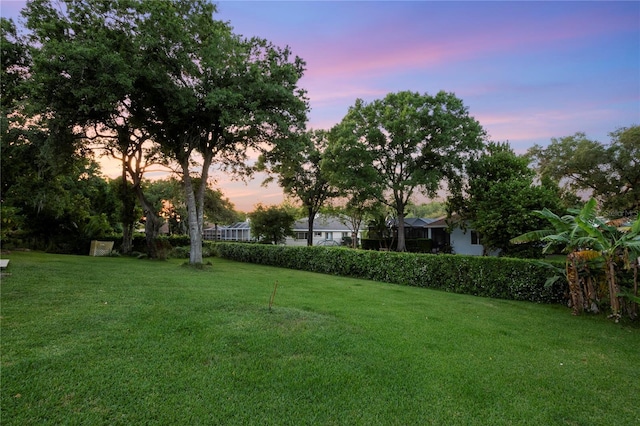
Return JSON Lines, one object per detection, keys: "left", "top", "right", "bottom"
{"left": 203, "top": 215, "right": 364, "bottom": 246}
{"left": 285, "top": 215, "right": 365, "bottom": 247}
{"left": 425, "top": 217, "right": 485, "bottom": 256}
{"left": 203, "top": 221, "right": 253, "bottom": 242}
{"left": 203, "top": 215, "right": 487, "bottom": 254}
{"left": 386, "top": 216, "right": 488, "bottom": 256}
{"left": 403, "top": 217, "right": 435, "bottom": 239}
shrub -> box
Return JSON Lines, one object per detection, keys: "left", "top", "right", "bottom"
{"left": 214, "top": 243, "right": 565, "bottom": 304}
{"left": 170, "top": 246, "right": 191, "bottom": 259}
{"left": 170, "top": 241, "right": 217, "bottom": 259}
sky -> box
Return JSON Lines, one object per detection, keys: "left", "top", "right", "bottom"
{"left": 2, "top": 1, "right": 639, "bottom": 212}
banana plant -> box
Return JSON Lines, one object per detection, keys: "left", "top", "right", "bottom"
{"left": 510, "top": 198, "right": 598, "bottom": 253}
{"left": 511, "top": 198, "right": 640, "bottom": 320}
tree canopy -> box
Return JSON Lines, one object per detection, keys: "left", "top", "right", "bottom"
{"left": 249, "top": 204, "right": 295, "bottom": 245}
{"left": 527, "top": 126, "right": 640, "bottom": 217}
{"left": 21, "top": 0, "right": 308, "bottom": 264}
{"left": 260, "top": 129, "right": 339, "bottom": 246}
{"left": 325, "top": 91, "right": 485, "bottom": 251}
{"left": 447, "top": 142, "right": 564, "bottom": 257}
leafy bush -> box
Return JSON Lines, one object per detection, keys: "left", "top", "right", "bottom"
{"left": 169, "top": 246, "right": 191, "bottom": 259}
{"left": 170, "top": 241, "right": 216, "bottom": 259}
{"left": 214, "top": 243, "right": 565, "bottom": 304}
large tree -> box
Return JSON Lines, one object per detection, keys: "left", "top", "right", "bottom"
{"left": 325, "top": 91, "right": 485, "bottom": 252}
{"left": 134, "top": 0, "right": 308, "bottom": 264}
{"left": 527, "top": 126, "right": 640, "bottom": 217}
{"left": 1, "top": 16, "right": 120, "bottom": 252}
{"left": 145, "top": 177, "right": 239, "bottom": 235}
{"left": 447, "top": 142, "right": 564, "bottom": 257}
{"left": 22, "top": 0, "right": 170, "bottom": 257}
{"left": 23, "top": 0, "right": 308, "bottom": 264}
{"left": 260, "top": 129, "right": 339, "bottom": 246}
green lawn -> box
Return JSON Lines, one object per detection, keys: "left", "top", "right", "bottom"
{"left": 1, "top": 251, "right": 639, "bottom": 425}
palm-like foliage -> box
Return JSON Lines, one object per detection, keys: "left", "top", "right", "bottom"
{"left": 510, "top": 198, "right": 596, "bottom": 253}
{"left": 511, "top": 198, "right": 640, "bottom": 320}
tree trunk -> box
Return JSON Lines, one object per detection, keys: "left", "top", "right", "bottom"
{"left": 121, "top": 222, "right": 134, "bottom": 255}
{"left": 349, "top": 212, "right": 363, "bottom": 249}
{"left": 144, "top": 213, "right": 162, "bottom": 259}
{"left": 606, "top": 258, "right": 621, "bottom": 321}
{"left": 133, "top": 184, "right": 163, "bottom": 259}
{"left": 116, "top": 135, "right": 135, "bottom": 255}
{"left": 396, "top": 211, "right": 406, "bottom": 252}
{"left": 181, "top": 142, "right": 214, "bottom": 265}
{"left": 307, "top": 208, "right": 316, "bottom": 246}
{"left": 119, "top": 167, "right": 134, "bottom": 255}
{"left": 182, "top": 167, "right": 203, "bottom": 265}
{"left": 351, "top": 219, "right": 360, "bottom": 249}
{"left": 566, "top": 254, "right": 583, "bottom": 315}
{"left": 584, "top": 275, "right": 599, "bottom": 313}
{"left": 142, "top": 200, "right": 163, "bottom": 259}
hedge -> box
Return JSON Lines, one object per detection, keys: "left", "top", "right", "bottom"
{"left": 214, "top": 243, "right": 566, "bottom": 304}
{"left": 361, "top": 238, "right": 433, "bottom": 253}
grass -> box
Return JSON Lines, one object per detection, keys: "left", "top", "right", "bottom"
{"left": 1, "top": 251, "right": 639, "bottom": 425}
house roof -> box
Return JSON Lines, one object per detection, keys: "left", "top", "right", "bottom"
{"left": 292, "top": 215, "right": 363, "bottom": 232}
{"left": 387, "top": 217, "right": 438, "bottom": 227}
{"left": 425, "top": 214, "right": 466, "bottom": 228}
{"left": 404, "top": 217, "right": 437, "bottom": 227}
{"left": 204, "top": 221, "right": 251, "bottom": 231}
{"left": 426, "top": 216, "right": 448, "bottom": 227}
{"left": 226, "top": 221, "right": 251, "bottom": 230}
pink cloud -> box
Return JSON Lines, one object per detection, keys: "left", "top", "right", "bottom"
{"left": 299, "top": 4, "right": 637, "bottom": 82}
{"left": 476, "top": 106, "right": 623, "bottom": 155}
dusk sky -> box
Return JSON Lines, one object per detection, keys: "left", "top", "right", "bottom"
{"left": 2, "top": 1, "right": 639, "bottom": 212}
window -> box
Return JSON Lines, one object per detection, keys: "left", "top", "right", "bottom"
{"left": 326, "top": 232, "right": 333, "bottom": 240}
{"left": 471, "top": 230, "right": 481, "bottom": 245}
{"left": 295, "top": 232, "right": 308, "bottom": 240}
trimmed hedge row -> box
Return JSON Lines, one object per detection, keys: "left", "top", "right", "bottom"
{"left": 214, "top": 243, "right": 566, "bottom": 304}
{"left": 361, "top": 238, "right": 433, "bottom": 252}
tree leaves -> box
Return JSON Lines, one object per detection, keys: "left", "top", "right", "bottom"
{"left": 527, "top": 127, "right": 640, "bottom": 215}
{"left": 325, "top": 91, "right": 485, "bottom": 251}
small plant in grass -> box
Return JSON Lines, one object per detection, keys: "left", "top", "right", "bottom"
{"left": 269, "top": 280, "right": 279, "bottom": 311}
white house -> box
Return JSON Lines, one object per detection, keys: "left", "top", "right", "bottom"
{"left": 386, "top": 216, "right": 487, "bottom": 255}
{"left": 425, "top": 217, "right": 493, "bottom": 256}
{"left": 285, "top": 215, "right": 365, "bottom": 247}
